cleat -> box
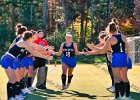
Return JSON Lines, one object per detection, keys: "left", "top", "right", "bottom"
{"left": 9, "top": 97, "right": 15, "bottom": 100}
{"left": 107, "top": 86, "right": 115, "bottom": 93}
{"left": 28, "top": 86, "right": 36, "bottom": 91}
{"left": 61, "top": 85, "right": 67, "bottom": 90}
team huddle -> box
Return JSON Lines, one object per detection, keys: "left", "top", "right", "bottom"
{"left": 1, "top": 18, "right": 132, "bottom": 100}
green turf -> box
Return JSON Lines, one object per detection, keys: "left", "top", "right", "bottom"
{"left": 0, "top": 64, "right": 140, "bottom": 100}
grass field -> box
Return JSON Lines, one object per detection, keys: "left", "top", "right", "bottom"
{"left": 0, "top": 64, "right": 140, "bottom": 100}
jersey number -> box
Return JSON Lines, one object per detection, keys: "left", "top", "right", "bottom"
{"left": 66, "top": 52, "right": 70, "bottom": 57}
{"left": 120, "top": 43, "right": 123, "bottom": 52}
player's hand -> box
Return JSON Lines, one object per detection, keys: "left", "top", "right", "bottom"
{"left": 47, "top": 50, "right": 55, "bottom": 55}
{"left": 87, "top": 43, "right": 94, "bottom": 50}
{"left": 51, "top": 51, "right": 55, "bottom": 55}
{"left": 47, "top": 56, "right": 53, "bottom": 60}
{"left": 48, "top": 46, "right": 54, "bottom": 50}
{"left": 84, "top": 51, "right": 91, "bottom": 56}
{"left": 80, "top": 51, "right": 85, "bottom": 55}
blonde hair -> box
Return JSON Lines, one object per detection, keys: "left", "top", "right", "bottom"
{"left": 66, "top": 32, "right": 72, "bottom": 38}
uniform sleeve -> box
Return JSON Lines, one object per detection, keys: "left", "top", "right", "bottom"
{"left": 43, "top": 39, "right": 49, "bottom": 46}
{"left": 34, "top": 39, "right": 38, "bottom": 44}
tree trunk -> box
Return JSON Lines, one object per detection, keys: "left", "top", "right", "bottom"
{"left": 43, "top": 0, "right": 48, "bottom": 37}
{"left": 19, "top": 0, "right": 22, "bottom": 23}
{"left": 30, "top": 1, "right": 33, "bottom": 29}
{"left": 90, "top": 0, "right": 94, "bottom": 43}
{"left": 106, "top": 0, "right": 111, "bottom": 22}
{"left": 79, "top": 0, "right": 85, "bottom": 50}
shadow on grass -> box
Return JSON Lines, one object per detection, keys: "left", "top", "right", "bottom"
{"left": 25, "top": 88, "right": 63, "bottom": 100}
{"left": 25, "top": 89, "right": 96, "bottom": 100}
{"left": 64, "top": 90, "right": 96, "bottom": 99}
{"left": 131, "top": 91, "right": 140, "bottom": 100}
{"left": 98, "top": 91, "right": 140, "bottom": 100}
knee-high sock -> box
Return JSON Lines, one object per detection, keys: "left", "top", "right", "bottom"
{"left": 61, "top": 74, "right": 66, "bottom": 85}
{"left": 124, "top": 82, "right": 130, "bottom": 97}
{"left": 115, "top": 83, "right": 120, "bottom": 98}
{"left": 68, "top": 75, "right": 73, "bottom": 84}
{"left": 27, "top": 77, "right": 32, "bottom": 88}
{"left": 20, "top": 78, "right": 25, "bottom": 89}
{"left": 120, "top": 81, "right": 125, "bottom": 97}
{"left": 7, "top": 83, "right": 15, "bottom": 99}
{"left": 15, "top": 81, "right": 21, "bottom": 96}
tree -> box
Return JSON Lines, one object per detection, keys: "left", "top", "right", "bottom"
{"left": 134, "top": 0, "right": 140, "bottom": 22}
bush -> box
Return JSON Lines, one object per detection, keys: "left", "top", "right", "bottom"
{"left": 46, "top": 29, "right": 78, "bottom": 51}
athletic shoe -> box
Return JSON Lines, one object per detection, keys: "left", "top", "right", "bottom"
{"left": 36, "top": 84, "right": 46, "bottom": 90}
{"left": 107, "top": 86, "right": 113, "bottom": 90}
{"left": 62, "top": 85, "right": 67, "bottom": 90}
{"left": 21, "top": 88, "right": 30, "bottom": 94}
{"left": 20, "top": 92, "right": 28, "bottom": 97}
{"left": 9, "top": 97, "right": 15, "bottom": 100}
{"left": 15, "top": 94, "right": 25, "bottom": 100}
{"left": 28, "top": 86, "right": 36, "bottom": 91}
{"left": 107, "top": 86, "right": 115, "bottom": 93}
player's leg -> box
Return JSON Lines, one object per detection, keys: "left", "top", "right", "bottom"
{"left": 67, "top": 68, "right": 74, "bottom": 88}
{"left": 61, "top": 63, "right": 68, "bottom": 90}
{"left": 112, "top": 68, "right": 121, "bottom": 99}
{"left": 5, "top": 68, "right": 16, "bottom": 100}
{"left": 120, "top": 68, "right": 130, "bottom": 99}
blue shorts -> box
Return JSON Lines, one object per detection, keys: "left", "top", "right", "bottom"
{"left": 127, "top": 57, "right": 132, "bottom": 69}
{"left": 21, "top": 56, "right": 33, "bottom": 69}
{"left": 13, "top": 57, "right": 22, "bottom": 70}
{"left": 112, "top": 53, "right": 127, "bottom": 68}
{"left": 62, "top": 55, "right": 76, "bottom": 68}
{"left": 1, "top": 54, "right": 15, "bottom": 70}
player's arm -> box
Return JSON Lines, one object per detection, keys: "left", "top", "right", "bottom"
{"left": 54, "top": 43, "right": 64, "bottom": 56}
{"left": 86, "top": 38, "right": 111, "bottom": 55}
{"left": 31, "top": 43, "right": 48, "bottom": 52}
{"left": 18, "top": 41, "right": 53, "bottom": 60}
{"left": 87, "top": 43, "right": 104, "bottom": 50}
{"left": 74, "top": 43, "right": 84, "bottom": 55}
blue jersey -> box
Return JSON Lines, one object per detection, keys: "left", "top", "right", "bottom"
{"left": 8, "top": 44, "right": 25, "bottom": 59}
{"left": 63, "top": 42, "right": 75, "bottom": 57}
{"left": 15, "top": 36, "right": 22, "bottom": 42}
{"left": 111, "top": 34, "right": 127, "bottom": 68}
{"left": 111, "top": 34, "right": 125, "bottom": 53}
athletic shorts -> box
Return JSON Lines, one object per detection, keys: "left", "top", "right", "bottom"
{"left": 13, "top": 57, "right": 22, "bottom": 70}
{"left": 112, "top": 53, "right": 127, "bottom": 68}
{"left": 1, "top": 53, "right": 15, "bottom": 70}
{"left": 127, "top": 57, "right": 132, "bottom": 69}
{"left": 21, "top": 56, "right": 33, "bottom": 69}
{"left": 33, "top": 57, "right": 46, "bottom": 69}
{"left": 62, "top": 55, "right": 76, "bottom": 68}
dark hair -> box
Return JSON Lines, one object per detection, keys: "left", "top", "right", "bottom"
{"left": 111, "top": 18, "right": 118, "bottom": 25}
{"left": 108, "top": 22, "right": 117, "bottom": 33}
{"left": 23, "top": 31, "right": 33, "bottom": 41}
{"left": 31, "top": 30, "right": 36, "bottom": 35}
{"left": 98, "top": 33, "right": 107, "bottom": 39}
{"left": 15, "top": 23, "right": 22, "bottom": 30}
{"left": 37, "top": 30, "right": 43, "bottom": 34}
{"left": 15, "top": 23, "right": 27, "bottom": 35}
